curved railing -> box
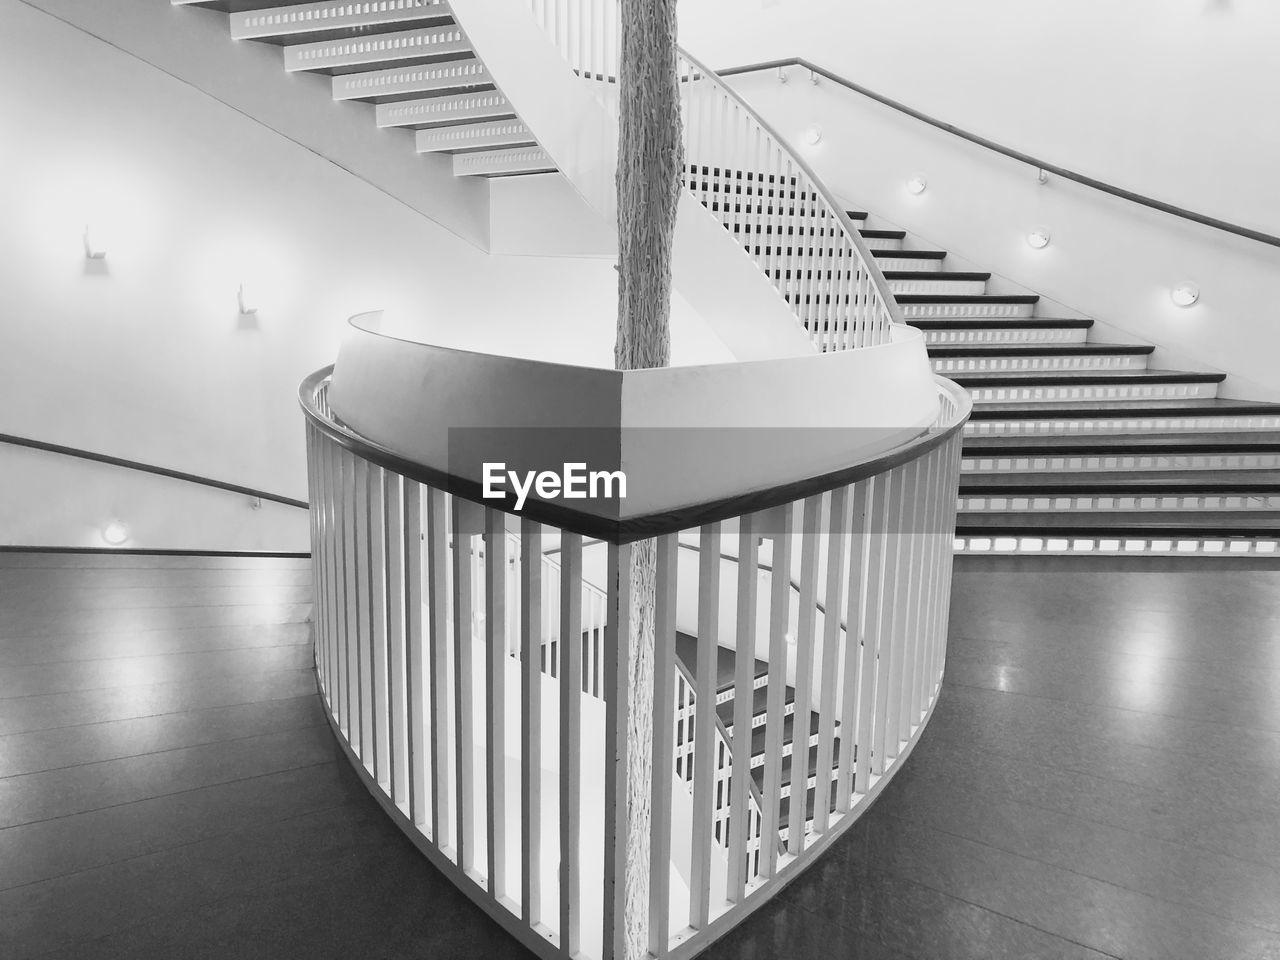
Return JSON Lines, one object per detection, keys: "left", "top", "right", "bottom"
{"left": 520, "top": 1, "right": 903, "bottom": 352}
{"left": 300, "top": 355, "right": 969, "bottom": 960}
{"left": 718, "top": 57, "right": 1280, "bottom": 251}
{"left": 673, "top": 46, "right": 903, "bottom": 351}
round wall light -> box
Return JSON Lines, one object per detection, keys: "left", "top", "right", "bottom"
{"left": 102, "top": 521, "right": 129, "bottom": 546}
{"left": 802, "top": 125, "right": 823, "bottom": 146}
{"left": 1027, "top": 227, "right": 1051, "bottom": 249}
{"left": 906, "top": 175, "right": 928, "bottom": 195}
{"left": 1170, "top": 281, "right": 1200, "bottom": 307}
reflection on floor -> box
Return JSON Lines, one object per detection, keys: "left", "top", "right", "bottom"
{"left": 2, "top": 552, "right": 1278, "bottom": 959}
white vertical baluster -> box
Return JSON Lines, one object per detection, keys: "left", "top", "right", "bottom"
{"left": 452, "top": 498, "right": 481, "bottom": 877}
{"left": 859, "top": 474, "right": 890, "bottom": 785}
{"left": 520, "top": 519, "right": 543, "bottom": 930}
{"left": 404, "top": 480, "right": 430, "bottom": 832}
{"left": 760, "top": 502, "right": 791, "bottom": 877}
{"left": 426, "top": 488, "right": 453, "bottom": 853}
{"left": 386, "top": 471, "right": 409, "bottom": 809}
{"left": 370, "top": 466, "right": 390, "bottom": 786}
{"left": 559, "top": 533, "right": 583, "bottom": 956}
{"left": 728, "top": 513, "right": 759, "bottom": 900}
{"left": 355, "top": 459, "right": 375, "bottom": 767}
{"left": 872, "top": 469, "right": 904, "bottom": 774}
{"left": 485, "top": 509, "right": 508, "bottom": 901}
{"left": 836, "top": 481, "right": 868, "bottom": 810}
{"left": 787, "top": 495, "right": 822, "bottom": 855}
{"left": 690, "top": 522, "right": 721, "bottom": 928}
{"left": 342, "top": 450, "right": 360, "bottom": 745}
{"left": 813, "top": 485, "right": 850, "bottom": 834}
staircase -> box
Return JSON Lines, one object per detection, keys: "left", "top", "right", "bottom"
{"left": 852, "top": 232, "right": 1280, "bottom": 553}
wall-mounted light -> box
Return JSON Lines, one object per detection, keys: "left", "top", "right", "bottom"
{"left": 802, "top": 125, "right": 822, "bottom": 146}
{"left": 237, "top": 283, "right": 258, "bottom": 316}
{"left": 1027, "top": 227, "right": 1051, "bottom": 249}
{"left": 101, "top": 521, "right": 129, "bottom": 546}
{"left": 906, "top": 175, "right": 927, "bottom": 195}
{"left": 83, "top": 225, "right": 106, "bottom": 260}
{"left": 1170, "top": 281, "right": 1200, "bottom": 307}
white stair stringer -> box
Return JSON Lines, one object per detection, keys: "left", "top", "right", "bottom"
{"left": 445, "top": 0, "right": 816, "bottom": 362}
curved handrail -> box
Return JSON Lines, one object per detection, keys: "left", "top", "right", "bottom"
{"left": 675, "top": 45, "right": 908, "bottom": 344}
{"left": 0, "top": 431, "right": 309, "bottom": 509}
{"left": 718, "top": 57, "right": 1280, "bottom": 251}
{"left": 300, "top": 366, "right": 970, "bottom": 543}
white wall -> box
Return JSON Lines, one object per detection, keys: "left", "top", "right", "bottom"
{"left": 0, "top": 2, "right": 703, "bottom": 550}
{"left": 680, "top": 0, "right": 1280, "bottom": 235}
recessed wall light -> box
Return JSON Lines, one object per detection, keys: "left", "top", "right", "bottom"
{"left": 1027, "top": 227, "right": 1051, "bottom": 249}
{"left": 1170, "top": 281, "right": 1200, "bottom": 307}
{"left": 802, "top": 126, "right": 822, "bottom": 146}
{"left": 906, "top": 175, "right": 927, "bottom": 195}
{"left": 102, "top": 521, "right": 128, "bottom": 546}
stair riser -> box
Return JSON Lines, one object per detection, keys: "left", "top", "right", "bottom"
{"left": 921, "top": 328, "right": 1089, "bottom": 346}
{"left": 233, "top": 0, "right": 449, "bottom": 41}
{"left": 453, "top": 147, "right": 555, "bottom": 177}
{"left": 862, "top": 237, "right": 903, "bottom": 251}
{"left": 955, "top": 535, "right": 1280, "bottom": 557}
{"left": 961, "top": 495, "right": 1280, "bottom": 512}
{"left": 966, "top": 415, "right": 1280, "bottom": 436}
{"left": 935, "top": 355, "right": 1148, "bottom": 374}
{"left": 285, "top": 26, "right": 469, "bottom": 73}
{"left": 968, "top": 382, "right": 1220, "bottom": 404}
{"left": 889, "top": 278, "right": 987, "bottom": 296}
{"left": 333, "top": 60, "right": 490, "bottom": 101}
{"left": 377, "top": 92, "right": 514, "bottom": 128}
{"left": 417, "top": 120, "right": 534, "bottom": 153}
{"left": 964, "top": 454, "right": 1280, "bottom": 473}
{"left": 875, "top": 256, "right": 943, "bottom": 272}
{"left": 903, "top": 302, "right": 1035, "bottom": 319}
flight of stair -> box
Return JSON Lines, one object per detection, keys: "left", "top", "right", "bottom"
{"left": 720, "top": 183, "right": 1280, "bottom": 547}
{"left": 674, "top": 634, "right": 841, "bottom": 844}
{"left": 175, "top": 0, "right": 555, "bottom": 178}
{"left": 870, "top": 229, "right": 1280, "bottom": 546}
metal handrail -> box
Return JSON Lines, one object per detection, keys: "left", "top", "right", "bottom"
{"left": 717, "top": 57, "right": 1280, "bottom": 251}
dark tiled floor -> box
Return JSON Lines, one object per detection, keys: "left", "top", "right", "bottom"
{"left": 3, "top": 552, "right": 1279, "bottom": 959}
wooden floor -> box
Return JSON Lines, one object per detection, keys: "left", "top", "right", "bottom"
{"left": 3, "top": 552, "right": 1279, "bottom": 959}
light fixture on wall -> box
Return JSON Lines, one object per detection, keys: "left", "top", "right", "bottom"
{"left": 83, "top": 225, "right": 106, "bottom": 260}
{"left": 1027, "top": 227, "right": 1051, "bottom": 249}
{"left": 101, "top": 521, "right": 129, "bottom": 546}
{"left": 906, "top": 175, "right": 928, "bottom": 196}
{"left": 802, "top": 125, "right": 822, "bottom": 146}
{"left": 1170, "top": 281, "right": 1200, "bottom": 307}
{"left": 237, "top": 283, "right": 258, "bottom": 316}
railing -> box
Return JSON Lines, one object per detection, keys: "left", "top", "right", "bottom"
{"left": 674, "top": 47, "right": 902, "bottom": 352}
{"left": 520, "top": 1, "right": 903, "bottom": 353}
{"left": 716, "top": 57, "right": 1280, "bottom": 251}
{"left": 301, "top": 365, "right": 969, "bottom": 960}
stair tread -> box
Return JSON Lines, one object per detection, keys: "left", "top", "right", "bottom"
{"left": 961, "top": 469, "right": 1280, "bottom": 493}
{"left": 931, "top": 343, "right": 1153, "bottom": 357}
{"left": 883, "top": 270, "right": 991, "bottom": 281}
{"left": 964, "top": 432, "right": 1280, "bottom": 453}
{"left": 956, "top": 512, "right": 1280, "bottom": 534}
{"left": 908, "top": 319, "right": 1094, "bottom": 332}
{"left": 860, "top": 229, "right": 906, "bottom": 239}
{"left": 969, "top": 397, "right": 1280, "bottom": 418}
{"left": 871, "top": 249, "right": 946, "bottom": 259}
{"left": 954, "top": 368, "right": 1225, "bottom": 386}
{"left": 674, "top": 633, "right": 766, "bottom": 695}
{"left": 897, "top": 293, "right": 1039, "bottom": 304}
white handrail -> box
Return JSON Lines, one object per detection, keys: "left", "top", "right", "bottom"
{"left": 520, "top": 0, "right": 905, "bottom": 352}
{"left": 674, "top": 45, "right": 905, "bottom": 351}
